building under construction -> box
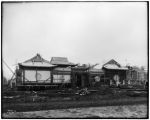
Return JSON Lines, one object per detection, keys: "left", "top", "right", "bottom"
{"left": 13, "top": 54, "right": 147, "bottom": 90}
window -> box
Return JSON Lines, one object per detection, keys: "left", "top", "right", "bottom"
{"left": 53, "top": 74, "right": 71, "bottom": 83}
{"left": 24, "top": 70, "right": 51, "bottom": 83}
{"left": 64, "top": 75, "right": 71, "bottom": 83}
{"left": 25, "top": 70, "right": 36, "bottom": 82}
{"left": 37, "top": 71, "right": 51, "bottom": 83}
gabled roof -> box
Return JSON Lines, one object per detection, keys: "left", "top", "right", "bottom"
{"left": 50, "top": 57, "right": 75, "bottom": 66}
{"left": 19, "top": 53, "right": 55, "bottom": 67}
{"left": 24, "top": 53, "right": 49, "bottom": 63}
{"left": 103, "top": 59, "right": 128, "bottom": 70}
{"left": 103, "top": 59, "right": 121, "bottom": 67}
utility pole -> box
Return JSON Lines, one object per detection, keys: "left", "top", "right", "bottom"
{"left": 2, "top": 59, "right": 16, "bottom": 88}
{"left": 2, "top": 59, "right": 14, "bottom": 74}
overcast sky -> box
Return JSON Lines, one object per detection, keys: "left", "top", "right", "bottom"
{"left": 2, "top": 2, "right": 148, "bottom": 78}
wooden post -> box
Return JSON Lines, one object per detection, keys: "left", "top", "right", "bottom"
{"left": 23, "top": 69, "right": 25, "bottom": 85}
{"left": 71, "top": 71, "right": 75, "bottom": 88}
{"left": 36, "top": 68, "right": 37, "bottom": 85}
{"left": 89, "top": 73, "right": 91, "bottom": 87}
{"left": 50, "top": 70, "right": 51, "bottom": 83}
{"left": 104, "top": 71, "right": 105, "bottom": 84}
{"left": 81, "top": 75, "right": 84, "bottom": 87}
{"left": 51, "top": 70, "right": 53, "bottom": 84}
{"left": 126, "top": 70, "right": 127, "bottom": 85}
{"left": 137, "top": 71, "right": 138, "bottom": 85}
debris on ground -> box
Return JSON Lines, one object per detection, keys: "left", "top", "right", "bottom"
{"left": 76, "top": 88, "right": 90, "bottom": 96}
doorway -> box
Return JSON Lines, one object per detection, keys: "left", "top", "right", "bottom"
{"left": 75, "top": 73, "right": 88, "bottom": 88}
{"left": 76, "top": 74, "right": 82, "bottom": 87}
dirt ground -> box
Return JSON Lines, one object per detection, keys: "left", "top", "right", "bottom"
{"left": 2, "top": 104, "right": 147, "bottom": 118}
{"left": 2, "top": 87, "right": 148, "bottom": 114}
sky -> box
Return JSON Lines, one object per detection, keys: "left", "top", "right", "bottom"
{"left": 2, "top": 2, "right": 148, "bottom": 79}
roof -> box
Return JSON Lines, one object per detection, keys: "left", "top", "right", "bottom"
{"left": 132, "top": 67, "right": 147, "bottom": 73}
{"left": 72, "top": 66, "right": 89, "bottom": 70}
{"left": 50, "top": 57, "right": 75, "bottom": 66}
{"left": 92, "top": 64, "right": 103, "bottom": 69}
{"left": 89, "top": 68, "right": 104, "bottom": 73}
{"left": 103, "top": 59, "right": 128, "bottom": 70}
{"left": 103, "top": 59, "right": 121, "bottom": 67}
{"left": 19, "top": 53, "right": 55, "bottom": 67}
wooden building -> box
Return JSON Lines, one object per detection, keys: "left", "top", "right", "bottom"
{"left": 17, "top": 54, "right": 76, "bottom": 90}
{"left": 126, "top": 66, "right": 148, "bottom": 85}
{"left": 17, "top": 54, "right": 55, "bottom": 90}
{"left": 89, "top": 68, "right": 105, "bottom": 86}
{"left": 71, "top": 66, "right": 89, "bottom": 88}
{"left": 71, "top": 65, "right": 104, "bottom": 88}
{"left": 50, "top": 57, "right": 76, "bottom": 88}
{"left": 102, "top": 59, "right": 128, "bottom": 86}
{"left": 18, "top": 55, "right": 142, "bottom": 90}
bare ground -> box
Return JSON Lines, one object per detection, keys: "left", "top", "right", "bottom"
{"left": 2, "top": 104, "right": 147, "bottom": 118}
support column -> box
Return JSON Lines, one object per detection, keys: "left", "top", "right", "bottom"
{"left": 89, "top": 73, "right": 91, "bottom": 87}
{"left": 81, "top": 75, "right": 84, "bottom": 87}
{"left": 51, "top": 70, "right": 53, "bottom": 84}
{"left": 23, "top": 69, "right": 25, "bottom": 85}
{"left": 71, "top": 72, "right": 76, "bottom": 88}
{"left": 36, "top": 68, "right": 37, "bottom": 85}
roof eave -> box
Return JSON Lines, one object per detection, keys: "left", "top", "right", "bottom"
{"left": 19, "top": 63, "right": 56, "bottom": 68}
{"left": 103, "top": 67, "right": 128, "bottom": 70}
